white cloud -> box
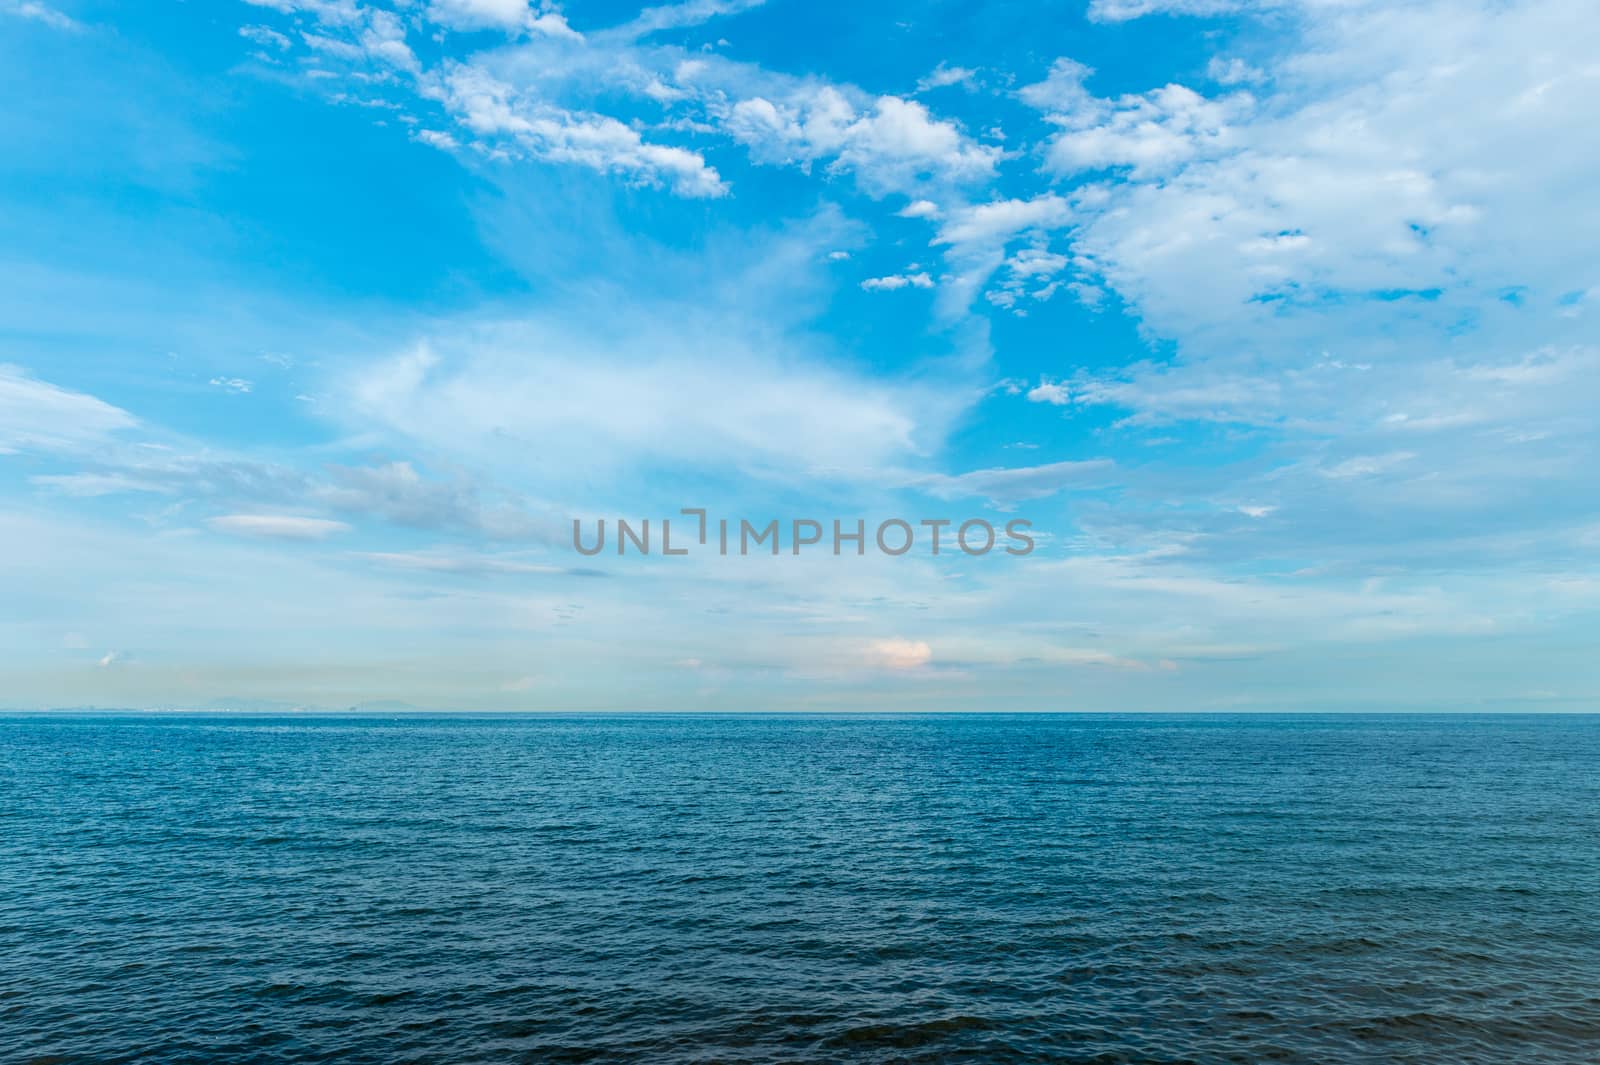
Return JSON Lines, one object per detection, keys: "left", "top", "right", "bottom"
{"left": 236, "top": 0, "right": 996, "bottom": 203}
{"left": 865, "top": 637, "right": 932, "bottom": 670}
{"left": 1070, "top": 360, "right": 1285, "bottom": 426}
{"left": 1012, "top": 0, "right": 1600, "bottom": 603}
{"left": 240, "top": 24, "right": 292, "bottom": 50}
{"left": 340, "top": 316, "right": 951, "bottom": 481}
{"left": 934, "top": 195, "right": 1073, "bottom": 249}
{"left": 425, "top": 0, "right": 580, "bottom": 37}
{"left": 0, "top": 366, "right": 137, "bottom": 455}
{"left": 207, "top": 515, "right": 352, "bottom": 540}
{"left": 357, "top": 550, "right": 577, "bottom": 576}
{"left": 5, "top": 1, "right": 82, "bottom": 30}
{"left": 253, "top": 1, "right": 421, "bottom": 70}
{"left": 1087, "top": 0, "right": 1268, "bottom": 21}
{"left": 1208, "top": 56, "right": 1265, "bottom": 85}
{"left": 1007, "top": 248, "right": 1069, "bottom": 279}
{"left": 354, "top": 8, "right": 419, "bottom": 72}
{"left": 1021, "top": 59, "right": 1251, "bottom": 179}
{"left": 723, "top": 88, "right": 998, "bottom": 195}
{"left": 1319, "top": 451, "right": 1417, "bottom": 480}
{"left": 31, "top": 473, "right": 178, "bottom": 498}
{"left": 314, "top": 460, "right": 553, "bottom": 540}
{"left": 930, "top": 195, "right": 1076, "bottom": 311}
{"left": 209, "top": 377, "right": 254, "bottom": 394}
{"left": 1027, "top": 380, "right": 1070, "bottom": 405}
{"left": 897, "top": 199, "right": 941, "bottom": 219}
{"left": 621, "top": 0, "right": 765, "bottom": 37}
{"left": 860, "top": 272, "right": 934, "bottom": 291}
{"left": 1016, "top": 57, "right": 1095, "bottom": 113}
{"left": 1049, "top": 0, "right": 1600, "bottom": 346}
{"left": 912, "top": 459, "right": 1115, "bottom": 504}
{"left": 430, "top": 64, "right": 728, "bottom": 197}
{"left": 412, "top": 129, "right": 459, "bottom": 151}
{"left": 991, "top": 3, "right": 1600, "bottom": 615}
{"left": 988, "top": 247, "right": 1073, "bottom": 310}
{"left": 242, "top": 0, "right": 362, "bottom": 26}
{"left": 916, "top": 63, "right": 976, "bottom": 93}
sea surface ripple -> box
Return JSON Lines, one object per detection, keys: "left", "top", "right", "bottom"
{"left": 2, "top": 712, "right": 1597, "bottom": 1063}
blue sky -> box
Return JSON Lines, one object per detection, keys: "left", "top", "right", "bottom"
{"left": 2, "top": 0, "right": 1597, "bottom": 710}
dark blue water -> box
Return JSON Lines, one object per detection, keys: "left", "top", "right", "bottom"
{"left": 2, "top": 714, "right": 1597, "bottom": 1063}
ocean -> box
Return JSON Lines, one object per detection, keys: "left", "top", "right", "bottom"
{"left": 2, "top": 713, "right": 1596, "bottom": 1063}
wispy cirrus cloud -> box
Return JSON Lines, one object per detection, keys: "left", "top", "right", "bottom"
{"left": 911, "top": 459, "right": 1116, "bottom": 506}
{"left": 0, "top": 366, "right": 136, "bottom": 455}
{"left": 618, "top": 0, "right": 765, "bottom": 37}
{"left": 356, "top": 549, "right": 603, "bottom": 577}
{"left": 344, "top": 330, "right": 933, "bottom": 481}
{"left": 3, "top": 1, "right": 82, "bottom": 31}
{"left": 207, "top": 514, "right": 352, "bottom": 540}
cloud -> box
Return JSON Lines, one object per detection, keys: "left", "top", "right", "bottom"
{"left": 1016, "top": 0, "right": 1600, "bottom": 601}
{"left": 911, "top": 459, "right": 1116, "bottom": 504}
{"left": 209, "top": 377, "right": 253, "bottom": 394}
{"left": 14, "top": 0, "right": 1593, "bottom": 713}
{"left": 239, "top": 24, "right": 291, "bottom": 50}
{"left": 207, "top": 514, "right": 352, "bottom": 540}
{"left": 860, "top": 272, "right": 934, "bottom": 291}
{"left": 315, "top": 461, "right": 555, "bottom": 540}
{"left": 930, "top": 195, "right": 1076, "bottom": 310}
{"left": 31, "top": 473, "right": 178, "bottom": 498}
{"left": 1319, "top": 451, "right": 1417, "bottom": 480}
{"left": 1044, "top": 0, "right": 1600, "bottom": 348}
{"left": 865, "top": 637, "right": 932, "bottom": 670}
{"left": 4, "top": 1, "right": 82, "bottom": 31}
{"left": 356, "top": 550, "right": 596, "bottom": 576}
{"left": 916, "top": 64, "right": 976, "bottom": 93}
{"left": 1070, "top": 360, "right": 1286, "bottom": 427}
{"left": 934, "top": 195, "right": 1073, "bottom": 248}
{"left": 1021, "top": 58, "right": 1251, "bottom": 180}
{"left": 339, "top": 312, "right": 955, "bottom": 481}
{"left": 425, "top": 0, "right": 580, "bottom": 37}
{"left": 0, "top": 366, "right": 137, "bottom": 455}
{"left": 318, "top": 461, "right": 476, "bottom": 528}
{"left": 29, "top": 451, "right": 557, "bottom": 542}
{"left": 621, "top": 0, "right": 765, "bottom": 36}
{"left": 236, "top": 0, "right": 995, "bottom": 203}
{"left": 242, "top": 0, "right": 362, "bottom": 23}
{"left": 988, "top": 248, "right": 1072, "bottom": 310}
{"left": 1027, "top": 380, "right": 1070, "bottom": 405}
{"left": 335, "top": 6, "right": 419, "bottom": 72}
{"left": 1063, "top": 343, "right": 1600, "bottom": 579}
{"left": 1208, "top": 56, "right": 1265, "bottom": 86}
{"left": 412, "top": 129, "right": 459, "bottom": 151}
{"left": 1087, "top": 0, "right": 1267, "bottom": 20}
{"left": 723, "top": 88, "right": 998, "bottom": 196}
{"left": 428, "top": 63, "right": 728, "bottom": 197}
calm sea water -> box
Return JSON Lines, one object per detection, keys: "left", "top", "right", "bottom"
{"left": 2, "top": 713, "right": 1597, "bottom": 1063}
